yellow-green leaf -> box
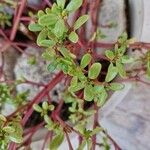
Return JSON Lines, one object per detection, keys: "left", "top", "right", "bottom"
{"left": 88, "top": 63, "right": 102, "bottom": 79}
{"left": 66, "top": 0, "right": 83, "bottom": 12}
{"left": 80, "top": 53, "right": 92, "bottom": 69}
{"left": 74, "top": 15, "right": 89, "bottom": 30}
{"left": 69, "top": 31, "right": 79, "bottom": 43}
{"left": 105, "top": 63, "right": 118, "bottom": 82}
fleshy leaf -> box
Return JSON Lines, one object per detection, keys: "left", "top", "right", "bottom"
{"left": 57, "top": 0, "right": 66, "bottom": 9}
{"left": 49, "top": 132, "right": 64, "bottom": 150}
{"left": 39, "top": 40, "right": 56, "bottom": 47}
{"left": 37, "top": 10, "right": 45, "bottom": 18}
{"left": 47, "top": 61, "right": 58, "bottom": 72}
{"left": 71, "top": 76, "right": 78, "bottom": 87}
{"left": 74, "top": 15, "right": 89, "bottom": 30}
{"left": 38, "top": 14, "right": 57, "bottom": 26}
{"left": 77, "top": 140, "right": 86, "bottom": 150}
{"left": 42, "top": 48, "right": 56, "bottom": 60}
{"left": 84, "top": 84, "right": 94, "bottom": 101}
{"left": 105, "top": 50, "right": 115, "bottom": 60}
{"left": 33, "top": 104, "right": 42, "bottom": 112}
{"left": 69, "top": 31, "right": 79, "bottom": 43}
{"left": 121, "top": 55, "right": 134, "bottom": 64}
{"left": 42, "top": 101, "right": 49, "bottom": 110}
{"left": 69, "top": 82, "right": 85, "bottom": 92}
{"left": 88, "top": 63, "right": 102, "bottom": 79}
{"left": 53, "top": 19, "right": 66, "bottom": 38}
{"left": 37, "top": 29, "right": 48, "bottom": 46}
{"left": 97, "top": 89, "right": 108, "bottom": 107}
{"left": 109, "top": 83, "right": 125, "bottom": 91}
{"left": 8, "top": 123, "right": 23, "bottom": 143}
{"left": 80, "top": 53, "right": 92, "bottom": 69}
{"left": 105, "top": 63, "right": 118, "bottom": 82}
{"left": 116, "top": 61, "right": 126, "bottom": 78}
{"left": 28, "top": 23, "right": 43, "bottom": 32}
{"left": 66, "top": 0, "right": 83, "bottom": 12}
{"left": 118, "top": 32, "right": 128, "bottom": 44}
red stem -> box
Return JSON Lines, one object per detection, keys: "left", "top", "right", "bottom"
{"left": 22, "top": 72, "right": 64, "bottom": 126}
{"left": 10, "top": 0, "right": 27, "bottom": 41}
{"left": 65, "top": 132, "right": 73, "bottom": 150}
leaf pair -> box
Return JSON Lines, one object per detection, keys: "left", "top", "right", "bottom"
{"left": 105, "top": 62, "right": 127, "bottom": 82}
{"left": 66, "top": 0, "right": 83, "bottom": 13}
{"left": 68, "top": 15, "right": 89, "bottom": 43}
{"left": 81, "top": 53, "right": 102, "bottom": 80}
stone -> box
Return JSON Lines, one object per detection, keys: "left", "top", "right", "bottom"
{"left": 14, "top": 47, "right": 65, "bottom": 102}
{"left": 101, "top": 82, "right": 150, "bottom": 150}
{"left": 98, "top": 0, "right": 127, "bottom": 42}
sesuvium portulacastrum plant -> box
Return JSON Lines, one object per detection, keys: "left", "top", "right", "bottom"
{"left": 1, "top": 0, "right": 150, "bottom": 149}
{"left": 28, "top": 0, "right": 134, "bottom": 149}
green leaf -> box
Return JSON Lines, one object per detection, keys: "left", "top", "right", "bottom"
{"left": 38, "top": 14, "right": 57, "bottom": 26}
{"left": 88, "top": 63, "right": 102, "bottom": 79}
{"left": 59, "top": 57, "right": 72, "bottom": 65}
{"left": 69, "top": 31, "right": 79, "bottom": 43}
{"left": 57, "top": 63, "right": 68, "bottom": 73}
{"left": 71, "top": 76, "right": 78, "bottom": 87}
{"left": 74, "top": 15, "right": 89, "bottom": 30}
{"left": 44, "top": 115, "right": 53, "bottom": 125}
{"left": 3, "top": 126, "right": 15, "bottom": 133}
{"left": 37, "top": 10, "right": 45, "bottom": 18}
{"left": 42, "top": 101, "right": 49, "bottom": 110}
{"left": 57, "top": 0, "right": 66, "bottom": 9}
{"left": 47, "top": 61, "right": 58, "bottom": 72}
{"left": 116, "top": 61, "right": 126, "bottom": 78}
{"left": 94, "top": 85, "right": 104, "bottom": 94}
{"left": 53, "top": 19, "right": 66, "bottom": 38}
{"left": 9, "top": 134, "right": 23, "bottom": 143}
{"left": 48, "top": 105, "right": 55, "bottom": 111}
{"left": 84, "top": 84, "right": 94, "bottom": 101}
{"left": 105, "top": 50, "right": 115, "bottom": 60}
{"left": 45, "top": 8, "right": 51, "bottom": 14}
{"left": 9, "top": 123, "right": 23, "bottom": 143}
{"left": 28, "top": 23, "right": 43, "bottom": 32}
{"left": 66, "top": 0, "right": 83, "bottom": 12}
{"left": 80, "top": 53, "right": 92, "bottom": 69}
{"left": 76, "top": 70, "right": 87, "bottom": 81}
{"left": 97, "top": 89, "right": 108, "bottom": 107}
{"left": 37, "top": 29, "right": 48, "bottom": 46}
{"left": 42, "top": 48, "right": 56, "bottom": 60}
{"left": 105, "top": 63, "right": 118, "bottom": 82}
{"left": 69, "top": 82, "right": 85, "bottom": 92}
{"left": 117, "top": 45, "right": 127, "bottom": 56}
{"left": 121, "top": 55, "right": 134, "bottom": 64}
{"left": 77, "top": 140, "right": 86, "bottom": 150}
{"left": 59, "top": 47, "right": 73, "bottom": 58}
{"left": 33, "top": 104, "right": 42, "bottom": 112}
{"left": 91, "top": 127, "right": 102, "bottom": 136}
{"left": 109, "top": 83, "right": 125, "bottom": 91}
{"left": 49, "top": 133, "right": 64, "bottom": 150}
{"left": 118, "top": 32, "right": 128, "bottom": 44}
{"left": 39, "top": 40, "right": 56, "bottom": 47}
{"left": 51, "top": 3, "right": 62, "bottom": 14}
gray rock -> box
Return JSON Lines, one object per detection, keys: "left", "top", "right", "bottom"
{"left": 101, "top": 82, "right": 150, "bottom": 150}
{"left": 14, "top": 47, "right": 65, "bottom": 102}
{"left": 99, "top": 0, "right": 126, "bottom": 42}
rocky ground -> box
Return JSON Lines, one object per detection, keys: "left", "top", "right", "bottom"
{"left": 1, "top": 0, "right": 150, "bottom": 150}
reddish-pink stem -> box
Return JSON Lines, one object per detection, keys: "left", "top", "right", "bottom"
{"left": 22, "top": 72, "right": 64, "bottom": 125}
{"left": 10, "top": 0, "right": 27, "bottom": 41}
